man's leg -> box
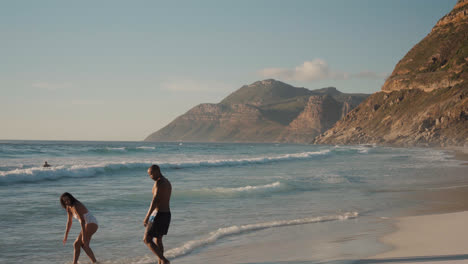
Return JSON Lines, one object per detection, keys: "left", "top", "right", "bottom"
{"left": 155, "top": 236, "right": 164, "bottom": 254}
{"left": 143, "top": 234, "right": 169, "bottom": 264}
{"left": 155, "top": 236, "right": 170, "bottom": 263}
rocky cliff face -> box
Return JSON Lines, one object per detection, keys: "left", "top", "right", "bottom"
{"left": 144, "top": 103, "right": 283, "bottom": 142}
{"left": 315, "top": 84, "right": 468, "bottom": 146}
{"left": 382, "top": 0, "right": 467, "bottom": 92}
{"left": 278, "top": 95, "right": 357, "bottom": 143}
{"left": 315, "top": 0, "right": 468, "bottom": 147}
{"left": 145, "top": 80, "right": 369, "bottom": 143}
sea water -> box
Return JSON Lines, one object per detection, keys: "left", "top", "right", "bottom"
{"left": 0, "top": 141, "right": 466, "bottom": 264}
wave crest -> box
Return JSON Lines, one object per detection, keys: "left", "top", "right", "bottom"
{"left": 0, "top": 150, "right": 331, "bottom": 184}
{"left": 165, "top": 212, "right": 358, "bottom": 259}
{"left": 175, "top": 182, "right": 284, "bottom": 199}
{"left": 210, "top": 181, "right": 281, "bottom": 193}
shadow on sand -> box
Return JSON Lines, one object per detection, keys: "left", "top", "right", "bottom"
{"left": 240, "top": 253, "right": 468, "bottom": 264}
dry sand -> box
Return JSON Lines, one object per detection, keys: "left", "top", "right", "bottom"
{"left": 362, "top": 148, "right": 468, "bottom": 264}
{"left": 366, "top": 211, "right": 468, "bottom": 264}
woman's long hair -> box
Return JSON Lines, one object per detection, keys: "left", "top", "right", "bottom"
{"left": 60, "top": 192, "right": 78, "bottom": 208}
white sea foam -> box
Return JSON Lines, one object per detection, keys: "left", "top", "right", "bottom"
{"left": 0, "top": 162, "right": 148, "bottom": 184}
{"left": 168, "top": 149, "right": 331, "bottom": 169}
{"left": 163, "top": 212, "right": 359, "bottom": 259}
{"left": 428, "top": 184, "right": 468, "bottom": 190}
{"left": 201, "top": 181, "right": 281, "bottom": 194}
{"left": 135, "top": 146, "right": 156, "bottom": 150}
{"left": 92, "top": 146, "right": 155, "bottom": 153}
{"left": 209, "top": 181, "right": 282, "bottom": 193}
{"left": 0, "top": 150, "right": 331, "bottom": 184}
{"left": 334, "top": 145, "right": 373, "bottom": 154}
{"left": 419, "top": 150, "right": 454, "bottom": 162}
{"left": 174, "top": 182, "right": 285, "bottom": 200}
{"left": 358, "top": 147, "right": 370, "bottom": 154}
{"left": 394, "top": 149, "right": 460, "bottom": 169}
{"left": 106, "top": 147, "right": 127, "bottom": 151}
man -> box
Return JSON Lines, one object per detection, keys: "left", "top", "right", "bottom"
{"left": 43, "top": 161, "right": 51, "bottom": 168}
{"left": 143, "top": 164, "right": 172, "bottom": 264}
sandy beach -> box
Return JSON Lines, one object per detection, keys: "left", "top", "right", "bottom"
{"left": 363, "top": 149, "right": 468, "bottom": 264}
{"left": 175, "top": 210, "right": 468, "bottom": 264}
{"left": 366, "top": 211, "right": 468, "bottom": 264}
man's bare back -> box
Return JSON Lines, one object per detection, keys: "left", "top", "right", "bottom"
{"left": 152, "top": 176, "right": 172, "bottom": 213}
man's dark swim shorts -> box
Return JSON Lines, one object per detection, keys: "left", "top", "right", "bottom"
{"left": 146, "top": 211, "right": 171, "bottom": 237}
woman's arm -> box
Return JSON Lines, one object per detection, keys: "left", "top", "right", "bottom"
{"left": 63, "top": 208, "right": 72, "bottom": 245}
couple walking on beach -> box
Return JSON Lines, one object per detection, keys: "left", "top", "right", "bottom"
{"left": 60, "top": 164, "right": 172, "bottom": 264}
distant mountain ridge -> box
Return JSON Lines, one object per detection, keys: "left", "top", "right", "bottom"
{"left": 145, "top": 79, "right": 369, "bottom": 143}
{"left": 315, "top": 0, "right": 468, "bottom": 147}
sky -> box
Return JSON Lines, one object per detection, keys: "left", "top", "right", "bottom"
{"left": 0, "top": 0, "right": 457, "bottom": 141}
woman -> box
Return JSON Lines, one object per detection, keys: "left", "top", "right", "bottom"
{"left": 60, "top": 192, "right": 99, "bottom": 264}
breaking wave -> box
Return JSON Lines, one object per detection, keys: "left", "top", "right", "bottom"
{"left": 90, "top": 146, "right": 157, "bottom": 154}
{"left": 210, "top": 181, "right": 281, "bottom": 193}
{"left": 164, "top": 212, "right": 359, "bottom": 259}
{"left": 174, "top": 181, "right": 285, "bottom": 200}
{"left": 0, "top": 150, "right": 331, "bottom": 184}
{"left": 124, "top": 212, "right": 359, "bottom": 264}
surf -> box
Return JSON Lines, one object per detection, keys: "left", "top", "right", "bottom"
{"left": 174, "top": 181, "right": 286, "bottom": 200}
{"left": 162, "top": 212, "right": 358, "bottom": 260}
{"left": 0, "top": 150, "right": 332, "bottom": 184}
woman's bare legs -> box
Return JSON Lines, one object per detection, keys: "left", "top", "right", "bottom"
{"left": 83, "top": 223, "right": 98, "bottom": 263}
{"left": 73, "top": 233, "right": 83, "bottom": 264}
{"left": 73, "top": 223, "right": 98, "bottom": 264}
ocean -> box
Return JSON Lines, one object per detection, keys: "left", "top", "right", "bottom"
{"left": 0, "top": 141, "right": 466, "bottom": 264}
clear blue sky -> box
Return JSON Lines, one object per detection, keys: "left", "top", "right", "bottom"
{"left": 0, "top": 0, "right": 456, "bottom": 141}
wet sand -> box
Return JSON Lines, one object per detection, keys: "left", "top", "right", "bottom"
{"left": 368, "top": 211, "right": 468, "bottom": 264}
{"left": 366, "top": 147, "right": 468, "bottom": 264}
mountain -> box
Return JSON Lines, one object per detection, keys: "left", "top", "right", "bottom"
{"left": 315, "top": 0, "right": 468, "bottom": 147}
{"left": 144, "top": 79, "right": 369, "bottom": 143}
{"left": 277, "top": 94, "right": 358, "bottom": 143}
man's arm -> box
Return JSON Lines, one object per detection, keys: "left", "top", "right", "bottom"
{"left": 143, "top": 183, "right": 160, "bottom": 227}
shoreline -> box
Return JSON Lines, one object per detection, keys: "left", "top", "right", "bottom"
{"left": 439, "top": 145, "right": 468, "bottom": 165}
{"left": 365, "top": 147, "right": 468, "bottom": 263}
{"left": 368, "top": 211, "right": 468, "bottom": 263}
{"left": 448, "top": 146, "right": 468, "bottom": 165}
